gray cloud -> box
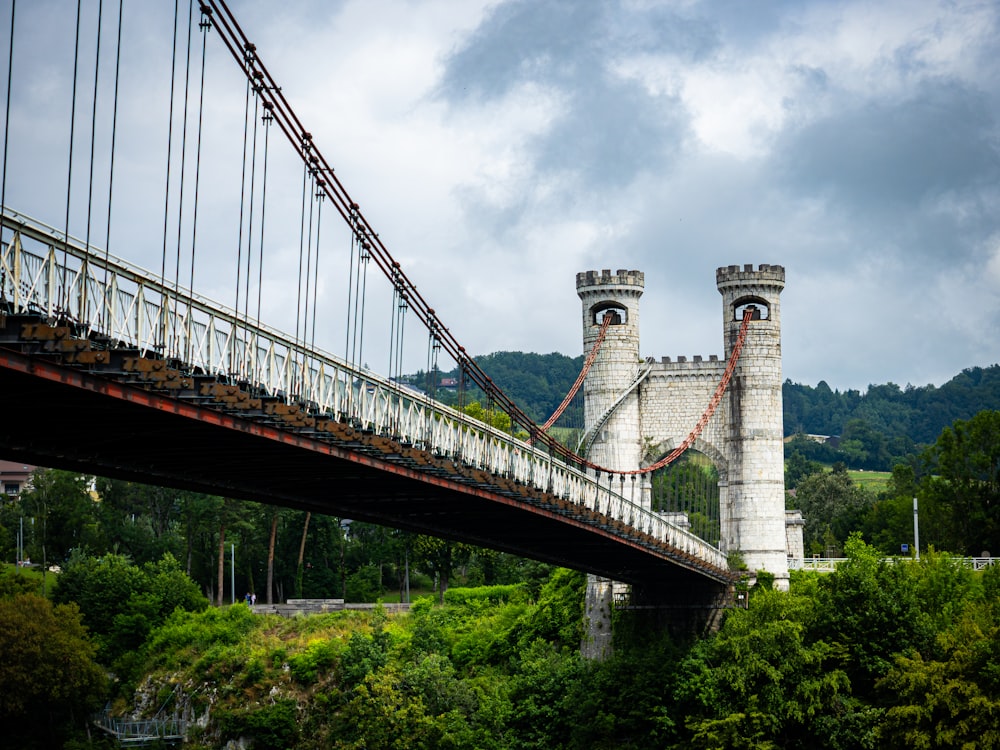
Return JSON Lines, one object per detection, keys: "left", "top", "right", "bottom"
{"left": 4, "top": 0, "right": 1000, "bottom": 395}
{"left": 777, "top": 81, "right": 1000, "bottom": 217}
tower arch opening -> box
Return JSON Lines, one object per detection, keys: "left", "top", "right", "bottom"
{"left": 733, "top": 295, "right": 770, "bottom": 320}
{"left": 648, "top": 449, "right": 723, "bottom": 547}
{"left": 590, "top": 301, "right": 628, "bottom": 326}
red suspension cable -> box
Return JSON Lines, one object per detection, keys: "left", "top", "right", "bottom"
{"left": 617, "top": 307, "right": 755, "bottom": 476}
{"left": 535, "top": 311, "right": 615, "bottom": 436}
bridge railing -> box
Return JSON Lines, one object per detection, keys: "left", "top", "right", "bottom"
{"left": 789, "top": 557, "right": 997, "bottom": 572}
{"left": 93, "top": 713, "right": 186, "bottom": 741}
{"left": 1, "top": 209, "right": 729, "bottom": 575}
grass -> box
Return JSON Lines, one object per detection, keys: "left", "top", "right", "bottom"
{"left": 1, "top": 562, "right": 55, "bottom": 596}
{"left": 848, "top": 469, "right": 891, "bottom": 494}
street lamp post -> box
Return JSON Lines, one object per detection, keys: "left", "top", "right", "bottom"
{"left": 913, "top": 497, "right": 920, "bottom": 561}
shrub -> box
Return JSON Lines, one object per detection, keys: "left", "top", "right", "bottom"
{"left": 443, "top": 584, "right": 527, "bottom": 607}
{"left": 288, "top": 638, "right": 340, "bottom": 684}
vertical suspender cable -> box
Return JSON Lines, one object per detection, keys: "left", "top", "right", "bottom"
{"left": 396, "top": 291, "right": 410, "bottom": 378}
{"left": 293, "top": 149, "right": 309, "bottom": 394}
{"left": 232, "top": 56, "right": 252, "bottom": 371}
{"left": 300, "top": 168, "right": 315, "bottom": 393}
{"left": 356, "top": 238, "right": 369, "bottom": 369}
{"left": 0, "top": 0, "right": 16, "bottom": 251}
{"left": 309, "top": 182, "right": 323, "bottom": 351}
{"left": 425, "top": 327, "right": 437, "bottom": 398}
{"left": 302, "top": 168, "right": 315, "bottom": 366}
{"left": 82, "top": 0, "right": 104, "bottom": 327}
{"left": 254, "top": 103, "right": 272, "bottom": 354}
{"left": 160, "top": 0, "right": 181, "bottom": 347}
{"left": 170, "top": 0, "right": 196, "bottom": 358}
{"left": 100, "top": 0, "right": 124, "bottom": 332}
{"left": 243, "top": 78, "right": 260, "bottom": 325}
{"left": 187, "top": 4, "right": 211, "bottom": 364}
{"left": 62, "top": 0, "right": 84, "bottom": 316}
{"left": 239, "top": 77, "right": 260, "bottom": 379}
{"left": 344, "top": 210, "right": 357, "bottom": 363}
{"left": 386, "top": 275, "right": 398, "bottom": 385}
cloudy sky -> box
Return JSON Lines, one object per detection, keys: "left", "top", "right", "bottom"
{"left": 3, "top": 0, "right": 999, "bottom": 393}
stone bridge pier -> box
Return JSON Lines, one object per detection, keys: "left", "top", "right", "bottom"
{"left": 576, "top": 265, "right": 792, "bottom": 658}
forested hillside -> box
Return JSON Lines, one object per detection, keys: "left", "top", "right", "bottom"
{"left": 417, "top": 354, "right": 1000, "bottom": 471}
{"left": 783, "top": 365, "right": 1000, "bottom": 444}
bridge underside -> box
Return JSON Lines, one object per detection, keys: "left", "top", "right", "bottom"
{"left": 0, "top": 313, "right": 734, "bottom": 604}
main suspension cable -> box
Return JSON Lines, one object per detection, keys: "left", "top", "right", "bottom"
{"left": 204, "top": 0, "right": 755, "bottom": 477}
{"left": 535, "top": 311, "right": 614, "bottom": 437}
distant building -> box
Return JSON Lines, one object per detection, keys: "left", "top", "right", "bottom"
{"left": 783, "top": 433, "right": 841, "bottom": 448}
{"left": 440, "top": 377, "right": 459, "bottom": 388}
{"left": 0, "top": 460, "right": 35, "bottom": 498}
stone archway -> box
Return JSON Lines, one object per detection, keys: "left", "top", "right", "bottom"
{"left": 642, "top": 437, "right": 729, "bottom": 547}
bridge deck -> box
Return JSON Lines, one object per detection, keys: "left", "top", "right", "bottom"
{"left": 0, "top": 311, "right": 735, "bottom": 599}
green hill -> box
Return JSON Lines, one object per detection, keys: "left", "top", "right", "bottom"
{"left": 411, "top": 355, "right": 1000, "bottom": 471}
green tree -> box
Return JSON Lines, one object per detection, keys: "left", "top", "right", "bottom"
{"left": 923, "top": 409, "right": 1000, "bottom": 555}
{"left": 52, "top": 551, "right": 207, "bottom": 668}
{"left": 0, "top": 593, "right": 107, "bottom": 748}
{"left": 785, "top": 449, "right": 823, "bottom": 490}
{"left": 462, "top": 400, "right": 513, "bottom": 433}
{"left": 810, "top": 534, "right": 932, "bottom": 697}
{"left": 877, "top": 603, "right": 1000, "bottom": 748}
{"left": 677, "top": 588, "right": 850, "bottom": 749}
{"left": 19, "top": 469, "right": 99, "bottom": 573}
{"left": 794, "top": 466, "right": 873, "bottom": 555}
{"left": 95, "top": 478, "right": 185, "bottom": 563}
{"left": 413, "top": 535, "right": 476, "bottom": 604}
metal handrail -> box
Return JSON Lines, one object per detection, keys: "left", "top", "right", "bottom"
{"left": 1, "top": 208, "right": 731, "bottom": 577}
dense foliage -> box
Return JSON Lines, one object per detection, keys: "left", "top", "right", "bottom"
{"left": 0, "top": 467, "right": 550, "bottom": 610}
{"left": 0, "top": 575, "right": 108, "bottom": 750}
{"left": 788, "top": 410, "right": 1000, "bottom": 558}
{"left": 783, "top": 364, "right": 1000, "bottom": 448}
{"left": 85, "top": 539, "right": 998, "bottom": 750}
{"left": 52, "top": 552, "right": 208, "bottom": 675}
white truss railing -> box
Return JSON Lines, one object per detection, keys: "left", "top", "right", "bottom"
{"left": 0, "top": 208, "right": 730, "bottom": 577}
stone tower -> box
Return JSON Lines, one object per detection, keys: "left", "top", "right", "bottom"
{"left": 576, "top": 269, "right": 645, "bottom": 660}
{"left": 575, "top": 269, "right": 645, "bottom": 505}
{"left": 716, "top": 264, "right": 787, "bottom": 586}
{"left": 575, "top": 264, "right": 790, "bottom": 618}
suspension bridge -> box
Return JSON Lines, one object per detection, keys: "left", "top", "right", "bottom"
{"left": 0, "top": 1, "right": 779, "bottom": 610}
